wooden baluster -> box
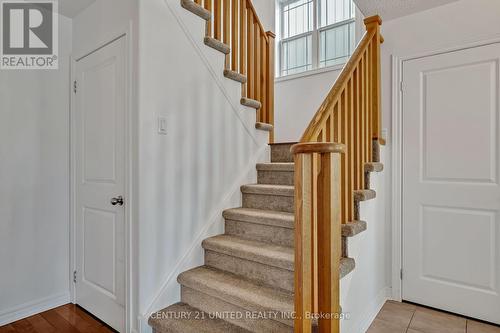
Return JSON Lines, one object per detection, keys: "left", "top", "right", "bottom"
{"left": 353, "top": 67, "right": 360, "bottom": 191}
{"left": 255, "top": 23, "right": 261, "bottom": 109}
{"left": 364, "top": 52, "right": 369, "bottom": 164}
{"left": 340, "top": 91, "right": 348, "bottom": 224}
{"left": 231, "top": 0, "right": 238, "bottom": 71}
{"left": 240, "top": 0, "right": 247, "bottom": 96}
{"left": 261, "top": 35, "right": 267, "bottom": 124}
{"left": 195, "top": 0, "right": 201, "bottom": 5}
{"left": 360, "top": 55, "right": 366, "bottom": 189}
{"left": 266, "top": 31, "right": 276, "bottom": 143}
{"left": 247, "top": 13, "right": 254, "bottom": 100}
{"left": 223, "top": 0, "right": 230, "bottom": 67}
{"left": 367, "top": 40, "right": 373, "bottom": 161}
{"left": 205, "top": 0, "right": 212, "bottom": 37}
{"left": 347, "top": 79, "right": 354, "bottom": 222}
{"left": 214, "top": 0, "right": 222, "bottom": 40}
{"left": 326, "top": 115, "right": 332, "bottom": 142}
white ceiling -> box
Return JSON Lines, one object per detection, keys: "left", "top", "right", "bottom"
{"left": 354, "top": 0, "right": 460, "bottom": 21}
{"left": 59, "top": 0, "right": 96, "bottom": 18}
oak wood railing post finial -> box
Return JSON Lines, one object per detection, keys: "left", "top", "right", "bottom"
{"left": 292, "top": 143, "right": 345, "bottom": 333}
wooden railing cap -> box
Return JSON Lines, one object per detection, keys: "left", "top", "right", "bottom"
{"left": 291, "top": 142, "right": 346, "bottom": 155}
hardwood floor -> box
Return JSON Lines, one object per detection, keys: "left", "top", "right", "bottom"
{"left": 0, "top": 304, "right": 116, "bottom": 333}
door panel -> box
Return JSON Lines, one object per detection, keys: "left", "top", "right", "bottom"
{"left": 403, "top": 43, "right": 500, "bottom": 324}
{"left": 75, "top": 37, "right": 126, "bottom": 332}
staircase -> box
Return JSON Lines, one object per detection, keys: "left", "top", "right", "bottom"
{"left": 149, "top": 142, "right": 383, "bottom": 333}
{"left": 149, "top": 0, "right": 384, "bottom": 332}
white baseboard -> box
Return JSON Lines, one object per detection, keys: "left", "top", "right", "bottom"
{"left": 355, "top": 287, "right": 392, "bottom": 333}
{"left": 0, "top": 292, "right": 71, "bottom": 326}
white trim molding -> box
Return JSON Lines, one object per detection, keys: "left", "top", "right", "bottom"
{"left": 0, "top": 292, "right": 70, "bottom": 326}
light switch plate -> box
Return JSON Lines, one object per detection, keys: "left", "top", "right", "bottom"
{"left": 158, "top": 116, "right": 167, "bottom": 135}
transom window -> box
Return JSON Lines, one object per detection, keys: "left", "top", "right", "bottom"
{"left": 278, "top": 0, "right": 356, "bottom": 76}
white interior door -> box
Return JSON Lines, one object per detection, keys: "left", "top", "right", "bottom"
{"left": 402, "top": 43, "right": 500, "bottom": 324}
{"left": 75, "top": 37, "right": 126, "bottom": 332}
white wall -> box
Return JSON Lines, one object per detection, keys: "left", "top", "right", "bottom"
{"left": 72, "top": 0, "right": 138, "bottom": 58}
{"left": 252, "top": 0, "right": 275, "bottom": 31}
{"left": 137, "top": 0, "right": 269, "bottom": 332}
{"left": 0, "top": 15, "right": 73, "bottom": 325}
{"left": 275, "top": 69, "right": 342, "bottom": 142}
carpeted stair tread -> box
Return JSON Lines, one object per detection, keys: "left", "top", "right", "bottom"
{"left": 241, "top": 97, "right": 262, "bottom": 109}
{"left": 353, "top": 189, "right": 376, "bottom": 201}
{"left": 181, "top": 0, "right": 211, "bottom": 20}
{"left": 340, "top": 257, "right": 356, "bottom": 278}
{"left": 255, "top": 122, "right": 273, "bottom": 132}
{"left": 256, "top": 163, "right": 294, "bottom": 171}
{"left": 204, "top": 37, "right": 230, "bottom": 54}
{"left": 241, "top": 184, "right": 294, "bottom": 197}
{"left": 178, "top": 266, "right": 294, "bottom": 325}
{"left": 203, "top": 235, "right": 293, "bottom": 271}
{"left": 149, "top": 302, "right": 251, "bottom": 333}
{"left": 365, "top": 162, "right": 384, "bottom": 173}
{"left": 223, "top": 208, "right": 294, "bottom": 229}
{"left": 224, "top": 69, "right": 247, "bottom": 83}
{"left": 342, "top": 220, "right": 367, "bottom": 237}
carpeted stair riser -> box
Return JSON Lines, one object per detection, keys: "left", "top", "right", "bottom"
{"left": 205, "top": 251, "right": 294, "bottom": 292}
{"left": 257, "top": 170, "right": 294, "bottom": 186}
{"left": 225, "top": 219, "right": 294, "bottom": 247}
{"left": 226, "top": 218, "right": 356, "bottom": 254}
{"left": 270, "top": 143, "right": 295, "bottom": 163}
{"left": 242, "top": 193, "right": 294, "bottom": 213}
{"left": 181, "top": 287, "right": 294, "bottom": 332}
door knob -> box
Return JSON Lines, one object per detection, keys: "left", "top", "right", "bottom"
{"left": 110, "top": 196, "right": 124, "bottom": 206}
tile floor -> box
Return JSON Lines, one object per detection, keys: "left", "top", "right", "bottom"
{"left": 367, "top": 301, "right": 500, "bottom": 333}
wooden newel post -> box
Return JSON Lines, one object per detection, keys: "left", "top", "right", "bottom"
{"left": 292, "top": 143, "right": 345, "bottom": 333}
{"left": 266, "top": 31, "right": 276, "bottom": 144}
{"left": 363, "top": 15, "right": 382, "bottom": 143}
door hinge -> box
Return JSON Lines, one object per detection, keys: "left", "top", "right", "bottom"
{"left": 400, "top": 269, "right": 403, "bottom": 280}
{"left": 73, "top": 270, "right": 77, "bottom": 283}
{"left": 73, "top": 80, "right": 77, "bottom": 94}
{"left": 400, "top": 81, "right": 404, "bottom": 92}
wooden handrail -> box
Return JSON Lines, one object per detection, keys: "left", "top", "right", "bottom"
{"left": 294, "top": 15, "right": 383, "bottom": 333}
{"left": 195, "top": 0, "right": 275, "bottom": 142}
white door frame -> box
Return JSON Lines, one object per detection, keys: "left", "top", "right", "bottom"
{"left": 391, "top": 35, "right": 500, "bottom": 302}
{"left": 70, "top": 24, "right": 135, "bottom": 333}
